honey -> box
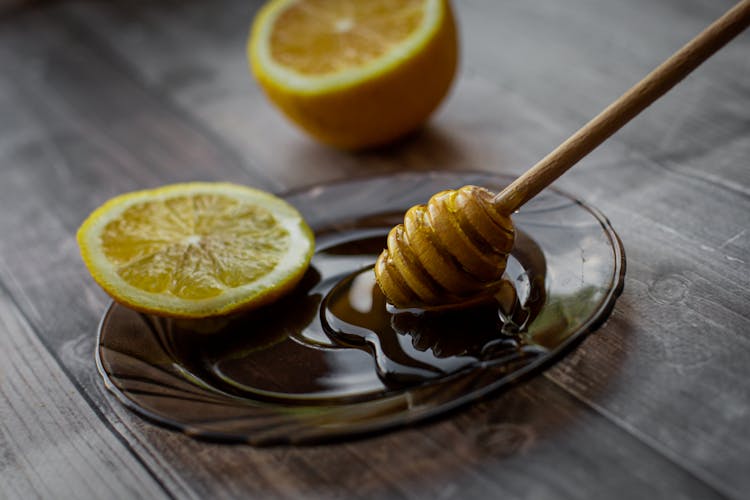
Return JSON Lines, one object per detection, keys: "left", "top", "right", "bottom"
{"left": 148, "top": 222, "right": 547, "bottom": 401}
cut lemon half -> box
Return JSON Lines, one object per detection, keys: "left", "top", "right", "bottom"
{"left": 249, "top": 0, "right": 458, "bottom": 149}
{"left": 77, "top": 183, "right": 314, "bottom": 318}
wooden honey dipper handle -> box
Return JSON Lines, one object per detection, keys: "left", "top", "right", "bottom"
{"left": 493, "top": 0, "right": 750, "bottom": 213}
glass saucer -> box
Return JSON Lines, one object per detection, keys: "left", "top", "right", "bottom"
{"left": 96, "top": 171, "right": 625, "bottom": 445}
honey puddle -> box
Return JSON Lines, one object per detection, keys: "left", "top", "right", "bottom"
{"left": 157, "top": 227, "right": 550, "bottom": 404}
{"left": 322, "top": 267, "right": 546, "bottom": 389}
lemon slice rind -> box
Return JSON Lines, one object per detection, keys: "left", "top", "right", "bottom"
{"left": 77, "top": 182, "right": 314, "bottom": 318}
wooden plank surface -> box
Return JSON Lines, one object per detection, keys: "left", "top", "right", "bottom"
{"left": 0, "top": 0, "right": 748, "bottom": 498}
{"left": 0, "top": 285, "right": 169, "bottom": 499}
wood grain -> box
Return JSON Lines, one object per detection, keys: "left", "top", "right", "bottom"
{"left": 0, "top": 0, "right": 748, "bottom": 498}
{"left": 495, "top": 0, "right": 750, "bottom": 212}
{"left": 0, "top": 285, "right": 169, "bottom": 499}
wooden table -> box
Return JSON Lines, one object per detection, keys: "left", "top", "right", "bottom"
{"left": 1, "top": 0, "right": 748, "bottom": 498}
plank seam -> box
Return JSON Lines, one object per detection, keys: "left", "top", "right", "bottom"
{"left": 58, "top": 4, "right": 281, "bottom": 194}
{"left": 543, "top": 371, "right": 736, "bottom": 500}
{"left": 0, "top": 277, "right": 181, "bottom": 500}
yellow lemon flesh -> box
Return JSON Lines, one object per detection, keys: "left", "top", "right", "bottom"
{"left": 77, "top": 183, "right": 314, "bottom": 318}
{"left": 249, "top": 0, "right": 458, "bottom": 150}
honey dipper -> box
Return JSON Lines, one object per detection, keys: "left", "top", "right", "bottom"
{"left": 375, "top": 0, "right": 750, "bottom": 309}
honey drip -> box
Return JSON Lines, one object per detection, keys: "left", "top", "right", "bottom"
{"left": 322, "top": 267, "right": 546, "bottom": 389}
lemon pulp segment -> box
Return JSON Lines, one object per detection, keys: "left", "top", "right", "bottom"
{"left": 268, "top": 0, "right": 426, "bottom": 78}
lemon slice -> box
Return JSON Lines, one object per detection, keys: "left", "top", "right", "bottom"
{"left": 249, "top": 0, "right": 457, "bottom": 149}
{"left": 77, "top": 183, "right": 314, "bottom": 318}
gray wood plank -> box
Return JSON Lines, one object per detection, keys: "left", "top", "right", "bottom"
{"left": 63, "top": 0, "right": 506, "bottom": 188}
{"left": 61, "top": 2, "right": 750, "bottom": 495}
{"left": 64, "top": 0, "right": 750, "bottom": 195}
{"left": 0, "top": 4, "right": 272, "bottom": 201}
{"left": 0, "top": 285, "right": 170, "bottom": 500}
{"left": 0, "top": 0, "right": 748, "bottom": 499}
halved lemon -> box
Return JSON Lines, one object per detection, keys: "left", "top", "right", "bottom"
{"left": 77, "top": 183, "right": 314, "bottom": 318}
{"left": 248, "top": 0, "right": 458, "bottom": 149}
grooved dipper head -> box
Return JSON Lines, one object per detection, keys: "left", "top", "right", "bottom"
{"left": 374, "top": 185, "right": 515, "bottom": 309}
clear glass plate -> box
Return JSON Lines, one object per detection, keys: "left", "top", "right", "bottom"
{"left": 96, "top": 171, "right": 625, "bottom": 445}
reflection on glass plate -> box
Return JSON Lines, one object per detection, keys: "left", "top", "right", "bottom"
{"left": 96, "top": 172, "right": 625, "bottom": 445}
